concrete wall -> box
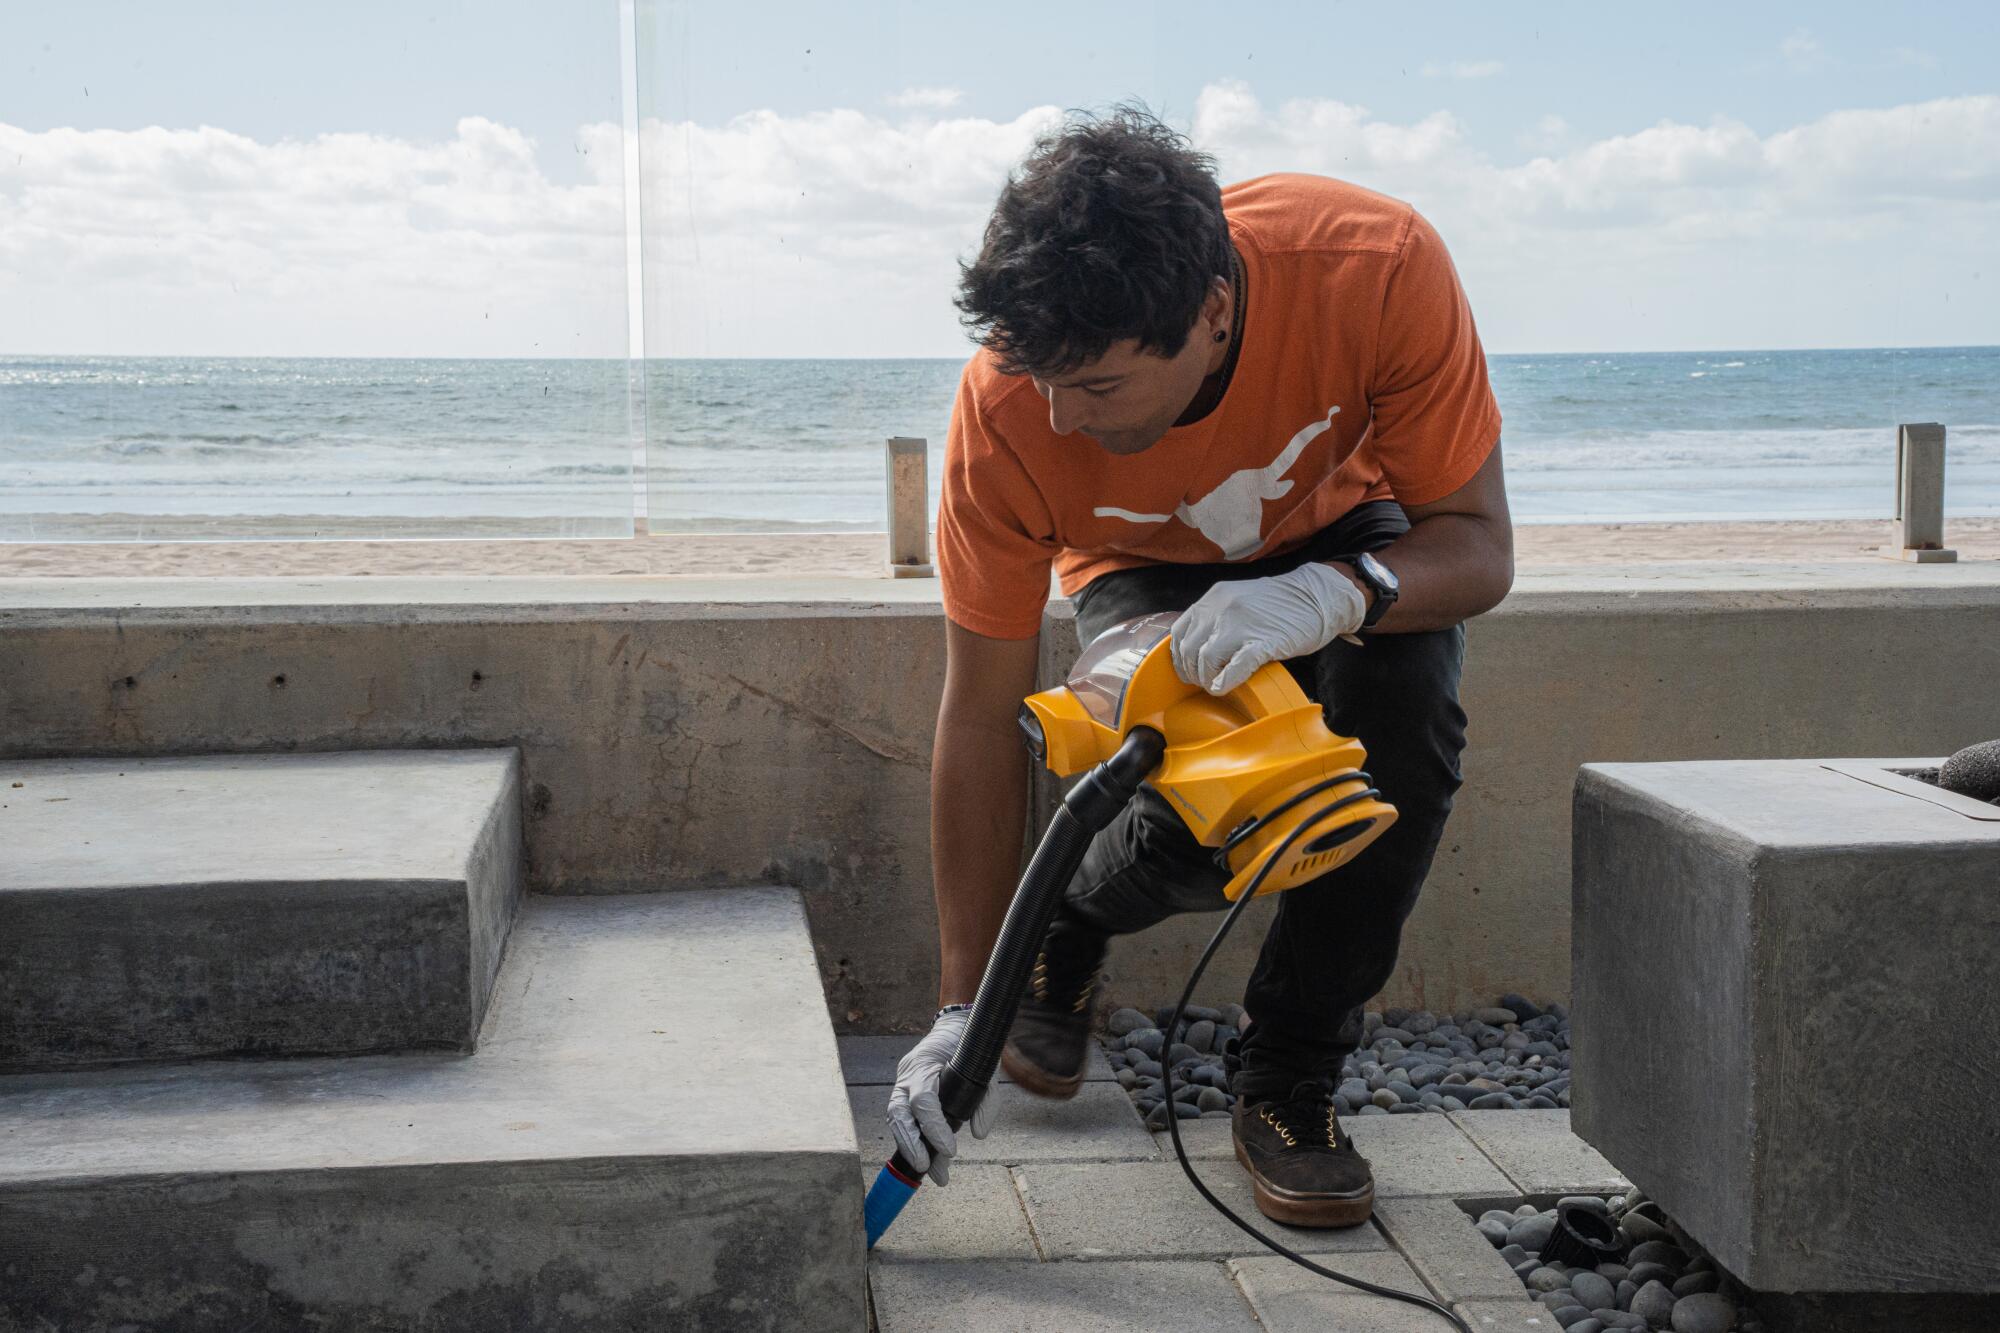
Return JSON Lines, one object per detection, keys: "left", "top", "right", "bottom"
{"left": 4, "top": 569, "right": 1998, "bottom": 1029}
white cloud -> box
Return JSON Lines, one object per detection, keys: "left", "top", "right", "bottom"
{"left": 885, "top": 87, "right": 965, "bottom": 111}
{"left": 0, "top": 118, "right": 627, "bottom": 356}
{"left": 1192, "top": 81, "right": 1475, "bottom": 189}
{"left": 3, "top": 86, "right": 1996, "bottom": 357}
{"left": 634, "top": 104, "right": 1062, "bottom": 356}
{"left": 640, "top": 82, "right": 1998, "bottom": 353}
{"left": 1779, "top": 28, "right": 1828, "bottom": 73}
{"left": 1520, "top": 113, "right": 1569, "bottom": 153}
{"left": 1186, "top": 84, "right": 1998, "bottom": 348}
{"left": 1421, "top": 60, "right": 1505, "bottom": 80}
{"left": 1189, "top": 83, "right": 2000, "bottom": 227}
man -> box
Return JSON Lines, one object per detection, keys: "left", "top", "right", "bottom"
{"left": 887, "top": 106, "right": 1511, "bottom": 1228}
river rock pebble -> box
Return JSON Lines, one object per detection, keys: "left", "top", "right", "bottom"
{"left": 1630, "top": 1280, "right": 1677, "bottom": 1327}
{"left": 1940, "top": 738, "right": 2000, "bottom": 802}
{"left": 1569, "top": 1271, "right": 1616, "bottom": 1311}
{"left": 1627, "top": 1241, "right": 1689, "bottom": 1271}
{"left": 1669, "top": 1292, "right": 1736, "bottom": 1333}
{"left": 1619, "top": 1211, "right": 1670, "bottom": 1246}
{"left": 1626, "top": 1262, "right": 1674, "bottom": 1289}
{"left": 1107, "top": 1007, "right": 1152, "bottom": 1036}
{"left": 1506, "top": 1213, "right": 1557, "bottom": 1252}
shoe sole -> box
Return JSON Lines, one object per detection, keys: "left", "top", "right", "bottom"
{"left": 1232, "top": 1137, "right": 1375, "bottom": 1228}
{"left": 999, "top": 1042, "right": 1085, "bottom": 1101}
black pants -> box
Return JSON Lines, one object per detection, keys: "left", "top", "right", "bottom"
{"left": 1066, "top": 501, "right": 1468, "bottom": 1102}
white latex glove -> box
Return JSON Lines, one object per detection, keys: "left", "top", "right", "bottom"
{"left": 886, "top": 1008, "right": 994, "bottom": 1186}
{"left": 1170, "top": 562, "right": 1370, "bottom": 696}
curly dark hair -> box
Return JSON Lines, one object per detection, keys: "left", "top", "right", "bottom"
{"left": 955, "top": 104, "right": 1233, "bottom": 378}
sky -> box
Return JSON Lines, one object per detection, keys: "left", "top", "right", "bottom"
{"left": 2, "top": 1, "right": 1997, "bottom": 357}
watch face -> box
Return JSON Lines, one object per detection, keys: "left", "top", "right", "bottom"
{"left": 1359, "top": 551, "right": 1398, "bottom": 596}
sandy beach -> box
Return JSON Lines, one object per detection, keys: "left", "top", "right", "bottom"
{"left": 2, "top": 516, "right": 1997, "bottom": 580}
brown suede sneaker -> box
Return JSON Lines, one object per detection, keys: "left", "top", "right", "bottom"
{"left": 1231, "top": 1081, "right": 1375, "bottom": 1227}
{"left": 998, "top": 920, "right": 1106, "bottom": 1100}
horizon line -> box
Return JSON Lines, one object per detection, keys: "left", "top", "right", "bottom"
{"left": 5, "top": 342, "right": 2000, "bottom": 362}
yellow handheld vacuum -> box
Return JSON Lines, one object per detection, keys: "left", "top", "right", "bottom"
{"left": 1019, "top": 611, "right": 1398, "bottom": 900}
{"left": 865, "top": 612, "right": 1395, "bottom": 1241}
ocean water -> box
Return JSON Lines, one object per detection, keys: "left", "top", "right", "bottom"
{"left": 3, "top": 347, "right": 1997, "bottom": 541}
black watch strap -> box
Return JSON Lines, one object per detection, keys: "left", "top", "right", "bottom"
{"left": 1350, "top": 551, "right": 1399, "bottom": 628}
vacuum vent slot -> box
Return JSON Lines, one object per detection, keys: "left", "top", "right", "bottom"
{"left": 1304, "top": 818, "right": 1374, "bottom": 855}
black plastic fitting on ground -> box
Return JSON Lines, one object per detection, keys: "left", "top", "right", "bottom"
{"left": 1541, "top": 1202, "right": 1626, "bottom": 1267}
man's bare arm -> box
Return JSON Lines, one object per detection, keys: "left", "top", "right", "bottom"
{"left": 1329, "top": 440, "right": 1514, "bottom": 632}
{"left": 931, "top": 619, "right": 1042, "bottom": 1006}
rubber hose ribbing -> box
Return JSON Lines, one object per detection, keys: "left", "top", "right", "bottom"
{"left": 940, "top": 804, "right": 1095, "bottom": 1118}
{"left": 939, "top": 726, "right": 1166, "bottom": 1124}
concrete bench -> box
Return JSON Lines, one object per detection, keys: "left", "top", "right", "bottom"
{"left": 0, "top": 888, "right": 862, "bottom": 1331}
{"left": 1570, "top": 758, "right": 2000, "bottom": 1303}
{"left": 0, "top": 750, "right": 521, "bottom": 1071}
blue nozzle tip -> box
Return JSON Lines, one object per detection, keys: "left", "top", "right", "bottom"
{"left": 864, "top": 1162, "right": 921, "bottom": 1249}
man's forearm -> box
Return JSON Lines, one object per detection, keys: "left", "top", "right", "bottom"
{"left": 1332, "top": 510, "right": 1514, "bottom": 633}
{"left": 930, "top": 709, "right": 1032, "bottom": 1006}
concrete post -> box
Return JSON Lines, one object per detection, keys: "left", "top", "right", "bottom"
{"left": 885, "top": 437, "right": 934, "bottom": 578}
{"left": 1894, "top": 422, "right": 1956, "bottom": 563}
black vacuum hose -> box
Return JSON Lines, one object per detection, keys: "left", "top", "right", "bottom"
{"left": 937, "top": 725, "right": 1164, "bottom": 1122}
{"left": 866, "top": 731, "right": 1165, "bottom": 1243}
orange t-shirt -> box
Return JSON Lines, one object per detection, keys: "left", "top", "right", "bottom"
{"left": 937, "top": 172, "right": 1502, "bottom": 641}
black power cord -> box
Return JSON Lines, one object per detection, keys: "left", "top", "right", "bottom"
{"left": 1159, "top": 781, "right": 1474, "bottom": 1333}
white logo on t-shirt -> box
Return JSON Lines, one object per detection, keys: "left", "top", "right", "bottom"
{"left": 1093, "top": 405, "right": 1341, "bottom": 559}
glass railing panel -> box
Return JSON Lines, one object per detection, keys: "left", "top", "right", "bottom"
{"left": 630, "top": 2, "right": 1167, "bottom": 536}
{"left": 0, "top": 5, "right": 637, "bottom": 543}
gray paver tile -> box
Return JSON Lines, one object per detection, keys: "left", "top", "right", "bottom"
{"left": 1348, "top": 1113, "right": 1519, "bottom": 1197}
{"left": 850, "top": 1081, "right": 1159, "bottom": 1166}
{"left": 1455, "top": 1297, "right": 1558, "bottom": 1331}
{"left": 870, "top": 1259, "right": 1260, "bottom": 1332}
{"left": 1147, "top": 1112, "right": 1238, "bottom": 1160}
{"left": 1374, "top": 1196, "right": 1532, "bottom": 1302}
{"left": 1228, "top": 1252, "right": 1454, "bottom": 1332}
{"left": 1150, "top": 1109, "right": 1513, "bottom": 1195}
{"left": 1013, "top": 1160, "right": 1392, "bottom": 1261}
{"left": 860, "top": 1164, "right": 1037, "bottom": 1263}
{"left": 839, "top": 1034, "right": 1113, "bottom": 1086}
{"left": 1446, "top": 1110, "right": 1630, "bottom": 1195}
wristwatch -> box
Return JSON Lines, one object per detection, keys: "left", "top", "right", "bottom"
{"left": 1345, "top": 551, "right": 1400, "bottom": 629}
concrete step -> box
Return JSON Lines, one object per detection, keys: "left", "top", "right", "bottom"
{"left": 0, "top": 888, "right": 863, "bottom": 1332}
{"left": 0, "top": 749, "right": 522, "bottom": 1073}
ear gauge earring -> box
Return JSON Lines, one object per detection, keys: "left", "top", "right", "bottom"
{"left": 1214, "top": 330, "right": 1228, "bottom": 343}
